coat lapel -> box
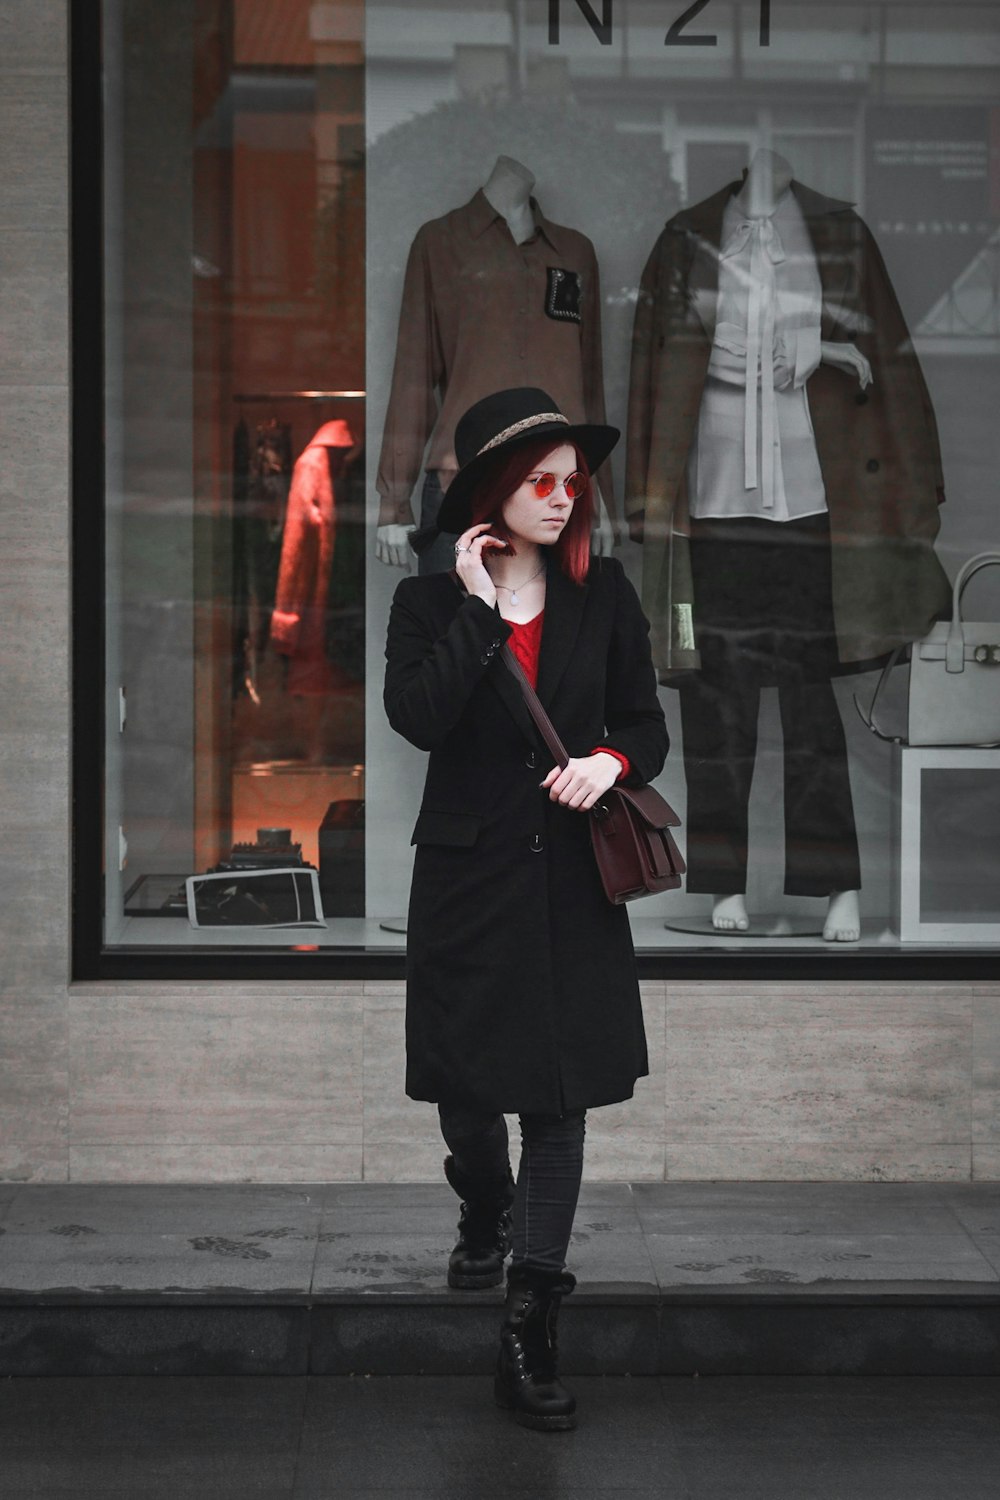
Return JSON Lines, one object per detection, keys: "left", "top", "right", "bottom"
{"left": 536, "top": 558, "right": 587, "bottom": 710}
{"left": 489, "top": 645, "right": 539, "bottom": 745}
{"left": 678, "top": 184, "right": 732, "bottom": 340}
{"left": 444, "top": 570, "right": 536, "bottom": 745}
{"left": 481, "top": 559, "right": 588, "bottom": 741}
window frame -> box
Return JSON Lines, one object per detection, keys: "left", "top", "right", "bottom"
{"left": 70, "top": 0, "right": 1000, "bottom": 982}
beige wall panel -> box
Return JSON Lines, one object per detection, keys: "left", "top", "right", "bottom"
{"left": 0, "top": 74, "right": 67, "bottom": 229}
{"left": 69, "top": 991, "right": 364, "bottom": 1147}
{"left": 362, "top": 1001, "right": 431, "bottom": 1145}
{"left": 0, "top": 0, "right": 67, "bottom": 73}
{"left": 662, "top": 985, "right": 971, "bottom": 1146}
{"left": 974, "top": 1146, "right": 1000, "bottom": 1180}
{"left": 364, "top": 1138, "right": 448, "bottom": 1182}
{"left": 584, "top": 986, "right": 668, "bottom": 1180}
{"left": 0, "top": 232, "right": 68, "bottom": 387}
{"left": 0, "top": 386, "right": 70, "bottom": 547}
{"left": 0, "top": 981, "right": 68, "bottom": 1181}
{"left": 973, "top": 994, "right": 1000, "bottom": 1144}
{"left": 69, "top": 1142, "right": 363, "bottom": 1184}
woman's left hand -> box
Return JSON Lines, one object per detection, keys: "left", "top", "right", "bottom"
{"left": 541, "top": 753, "right": 622, "bottom": 811}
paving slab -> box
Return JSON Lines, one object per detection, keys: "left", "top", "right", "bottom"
{"left": 632, "top": 1181, "right": 972, "bottom": 1237}
{"left": 0, "top": 1183, "right": 324, "bottom": 1237}
{"left": 645, "top": 1231, "right": 1000, "bottom": 1287}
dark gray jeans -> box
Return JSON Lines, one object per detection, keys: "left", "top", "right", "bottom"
{"left": 438, "top": 1104, "right": 586, "bottom": 1275}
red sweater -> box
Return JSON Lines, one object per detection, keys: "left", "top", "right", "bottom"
{"left": 507, "top": 612, "right": 631, "bottom": 781}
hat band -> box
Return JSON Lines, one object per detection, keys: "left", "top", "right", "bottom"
{"left": 476, "top": 412, "right": 568, "bottom": 457}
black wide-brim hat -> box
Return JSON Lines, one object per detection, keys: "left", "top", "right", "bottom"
{"left": 433, "top": 387, "right": 619, "bottom": 538}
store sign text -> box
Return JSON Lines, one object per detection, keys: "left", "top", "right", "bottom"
{"left": 548, "top": 0, "right": 772, "bottom": 47}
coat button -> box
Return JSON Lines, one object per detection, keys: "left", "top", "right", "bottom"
{"left": 525, "top": 750, "right": 537, "bottom": 769}
{"left": 856, "top": 391, "right": 869, "bottom": 406}
{"left": 866, "top": 458, "right": 880, "bottom": 473}
{"left": 480, "top": 654, "right": 490, "bottom": 665}
{"left": 529, "top": 833, "right": 544, "bottom": 853}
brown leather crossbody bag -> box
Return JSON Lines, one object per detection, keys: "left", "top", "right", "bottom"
{"left": 502, "top": 647, "right": 685, "bottom": 905}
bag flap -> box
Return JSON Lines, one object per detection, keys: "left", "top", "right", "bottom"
{"left": 612, "top": 784, "right": 681, "bottom": 829}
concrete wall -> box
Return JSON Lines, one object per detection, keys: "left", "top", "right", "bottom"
{"left": 0, "top": 1, "right": 998, "bottom": 1184}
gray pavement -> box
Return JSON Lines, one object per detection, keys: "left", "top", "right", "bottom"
{"left": 2, "top": 1373, "right": 1000, "bottom": 1498}
{"left": 1, "top": 1180, "right": 998, "bottom": 1296}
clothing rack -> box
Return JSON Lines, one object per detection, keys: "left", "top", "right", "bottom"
{"left": 233, "top": 390, "right": 365, "bottom": 403}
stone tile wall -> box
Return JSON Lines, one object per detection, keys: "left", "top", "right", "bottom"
{"left": 0, "top": 4, "right": 997, "bottom": 1185}
{"left": 0, "top": 0, "right": 72, "bottom": 1185}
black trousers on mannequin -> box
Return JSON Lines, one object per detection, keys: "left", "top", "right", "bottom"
{"left": 438, "top": 1104, "right": 586, "bottom": 1274}
{"left": 679, "top": 514, "right": 861, "bottom": 898}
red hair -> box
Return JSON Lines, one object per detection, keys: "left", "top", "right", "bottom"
{"left": 466, "top": 437, "right": 594, "bottom": 586}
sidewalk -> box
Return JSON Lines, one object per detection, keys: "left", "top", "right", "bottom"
{"left": 1, "top": 1181, "right": 998, "bottom": 1376}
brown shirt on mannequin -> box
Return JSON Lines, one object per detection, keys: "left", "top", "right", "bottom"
{"left": 376, "top": 189, "right": 615, "bottom": 527}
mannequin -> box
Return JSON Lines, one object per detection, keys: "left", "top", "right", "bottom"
{"left": 482, "top": 153, "right": 536, "bottom": 246}
{"left": 375, "top": 155, "right": 615, "bottom": 572}
{"left": 626, "top": 152, "right": 951, "bottom": 943}
{"left": 718, "top": 151, "right": 863, "bottom": 940}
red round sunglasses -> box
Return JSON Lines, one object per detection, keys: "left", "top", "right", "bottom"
{"left": 525, "top": 470, "right": 587, "bottom": 500}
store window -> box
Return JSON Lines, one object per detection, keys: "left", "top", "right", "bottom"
{"left": 91, "top": 0, "right": 1000, "bottom": 959}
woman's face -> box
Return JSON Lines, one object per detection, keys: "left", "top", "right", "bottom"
{"left": 500, "top": 444, "right": 580, "bottom": 549}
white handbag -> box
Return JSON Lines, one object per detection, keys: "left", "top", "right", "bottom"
{"left": 856, "top": 552, "right": 1000, "bottom": 748}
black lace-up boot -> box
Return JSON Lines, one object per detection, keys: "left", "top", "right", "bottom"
{"left": 443, "top": 1154, "right": 515, "bottom": 1289}
{"left": 494, "top": 1265, "right": 577, "bottom": 1430}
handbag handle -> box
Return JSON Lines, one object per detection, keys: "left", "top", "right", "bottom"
{"left": 852, "top": 644, "right": 908, "bottom": 744}
{"left": 501, "top": 646, "right": 569, "bottom": 769}
{"left": 947, "top": 552, "right": 1000, "bottom": 673}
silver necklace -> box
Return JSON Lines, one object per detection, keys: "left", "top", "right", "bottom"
{"left": 490, "top": 562, "right": 545, "bottom": 607}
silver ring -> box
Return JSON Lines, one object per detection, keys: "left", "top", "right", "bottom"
{"left": 454, "top": 544, "right": 470, "bottom": 553}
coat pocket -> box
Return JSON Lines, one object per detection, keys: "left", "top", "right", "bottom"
{"left": 410, "top": 809, "right": 482, "bottom": 848}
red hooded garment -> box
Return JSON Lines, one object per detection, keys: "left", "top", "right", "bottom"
{"left": 270, "top": 420, "right": 355, "bottom": 695}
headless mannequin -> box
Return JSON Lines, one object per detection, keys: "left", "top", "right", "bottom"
{"left": 483, "top": 153, "right": 536, "bottom": 246}
{"left": 375, "top": 155, "right": 614, "bottom": 567}
{"left": 650, "top": 158, "right": 869, "bottom": 942}
{"left": 706, "top": 152, "right": 866, "bottom": 941}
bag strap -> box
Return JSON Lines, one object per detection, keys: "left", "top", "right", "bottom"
{"left": 947, "top": 552, "right": 1000, "bottom": 672}
{"left": 501, "top": 646, "right": 569, "bottom": 769}
{"left": 852, "top": 645, "right": 908, "bottom": 745}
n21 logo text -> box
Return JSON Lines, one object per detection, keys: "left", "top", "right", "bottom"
{"left": 548, "top": 0, "right": 772, "bottom": 48}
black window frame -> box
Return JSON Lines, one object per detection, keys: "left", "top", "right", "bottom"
{"left": 70, "top": 0, "right": 1000, "bottom": 983}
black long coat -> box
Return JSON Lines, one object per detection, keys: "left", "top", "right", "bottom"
{"left": 626, "top": 181, "right": 952, "bottom": 678}
{"left": 384, "top": 555, "right": 669, "bottom": 1115}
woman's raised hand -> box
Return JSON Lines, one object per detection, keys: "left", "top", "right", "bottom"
{"left": 541, "top": 753, "right": 622, "bottom": 812}
{"left": 454, "top": 523, "right": 505, "bottom": 607}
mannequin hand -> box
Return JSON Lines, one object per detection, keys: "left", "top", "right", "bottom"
{"left": 820, "top": 340, "right": 873, "bottom": 390}
{"left": 541, "top": 753, "right": 621, "bottom": 811}
{"left": 454, "top": 522, "right": 504, "bottom": 606}
{"left": 591, "top": 510, "right": 615, "bottom": 556}
{"left": 375, "top": 523, "right": 416, "bottom": 568}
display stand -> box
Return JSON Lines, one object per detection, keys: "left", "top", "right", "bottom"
{"left": 895, "top": 745, "right": 1000, "bottom": 942}
{"left": 664, "top": 916, "right": 824, "bottom": 939}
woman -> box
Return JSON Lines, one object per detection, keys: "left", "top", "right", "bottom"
{"left": 384, "top": 388, "right": 668, "bottom": 1431}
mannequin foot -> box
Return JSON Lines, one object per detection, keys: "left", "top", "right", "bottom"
{"left": 712, "top": 895, "right": 749, "bottom": 932}
{"left": 823, "top": 890, "right": 860, "bottom": 943}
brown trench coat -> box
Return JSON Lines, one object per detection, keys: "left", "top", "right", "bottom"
{"left": 625, "top": 181, "right": 952, "bottom": 678}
